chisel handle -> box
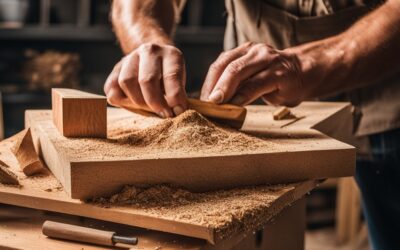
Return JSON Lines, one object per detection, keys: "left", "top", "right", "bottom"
{"left": 42, "top": 220, "right": 115, "bottom": 246}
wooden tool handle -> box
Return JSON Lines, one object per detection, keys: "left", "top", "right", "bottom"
{"left": 121, "top": 98, "right": 247, "bottom": 128}
{"left": 42, "top": 221, "right": 115, "bottom": 246}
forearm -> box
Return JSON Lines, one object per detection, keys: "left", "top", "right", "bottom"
{"left": 111, "top": 0, "right": 180, "bottom": 54}
{"left": 291, "top": 0, "right": 400, "bottom": 98}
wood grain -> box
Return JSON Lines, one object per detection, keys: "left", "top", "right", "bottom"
{"left": 0, "top": 200, "right": 305, "bottom": 250}
{"left": 0, "top": 163, "right": 19, "bottom": 185}
{"left": 42, "top": 221, "right": 115, "bottom": 246}
{"left": 12, "top": 128, "right": 45, "bottom": 176}
{"left": 26, "top": 102, "right": 355, "bottom": 199}
{"left": 52, "top": 88, "right": 107, "bottom": 138}
{"left": 0, "top": 135, "right": 316, "bottom": 244}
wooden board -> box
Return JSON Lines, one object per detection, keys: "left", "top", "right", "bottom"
{"left": 0, "top": 137, "right": 316, "bottom": 244}
{"left": 0, "top": 199, "right": 305, "bottom": 250}
{"left": 26, "top": 102, "right": 355, "bottom": 199}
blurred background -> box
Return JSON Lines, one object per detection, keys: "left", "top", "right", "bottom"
{"left": 0, "top": 0, "right": 225, "bottom": 137}
{"left": 0, "top": 1, "right": 367, "bottom": 249}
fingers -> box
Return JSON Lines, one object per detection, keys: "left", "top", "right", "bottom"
{"left": 200, "top": 42, "right": 253, "bottom": 101}
{"left": 117, "top": 53, "right": 147, "bottom": 109}
{"left": 105, "top": 43, "right": 188, "bottom": 118}
{"left": 209, "top": 45, "right": 280, "bottom": 104}
{"left": 138, "top": 44, "right": 173, "bottom": 118}
{"left": 162, "top": 47, "right": 188, "bottom": 116}
{"left": 262, "top": 91, "right": 286, "bottom": 106}
{"left": 104, "top": 61, "right": 131, "bottom": 108}
{"left": 230, "top": 69, "right": 278, "bottom": 106}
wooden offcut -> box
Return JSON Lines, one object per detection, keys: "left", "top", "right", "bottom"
{"left": 273, "top": 107, "right": 291, "bottom": 120}
{"left": 12, "top": 128, "right": 45, "bottom": 176}
{"left": 26, "top": 102, "right": 355, "bottom": 199}
{"left": 52, "top": 88, "right": 107, "bottom": 138}
{"left": 0, "top": 163, "right": 19, "bottom": 185}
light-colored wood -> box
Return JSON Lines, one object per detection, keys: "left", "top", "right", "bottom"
{"left": 26, "top": 102, "right": 355, "bottom": 199}
{"left": 42, "top": 221, "right": 115, "bottom": 246}
{"left": 273, "top": 107, "right": 291, "bottom": 120}
{"left": 52, "top": 88, "right": 107, "bottom": 138}
{"left": 187, "top": 98, "right": 246, "bottom": 128}
{"left": 122, "top": 97, "right": 247, "bottom": 129}
{"left": 336, "top": 177, "right": 361, "bottom": 244}
{"left": 0, "top": 199, "right": 305, "bottom": 250}
{"left": 12, "top": 128, "right": 45, "bottom": 176}
{"left": 0, "top": 135, "right": 316, "bottom": 244}
{"left": 0, "top": 162, "right": 19, "bottom": 185}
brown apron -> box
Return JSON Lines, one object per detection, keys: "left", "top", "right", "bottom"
{"left": 224, "top": 0, "right": 400, "bottom": 137}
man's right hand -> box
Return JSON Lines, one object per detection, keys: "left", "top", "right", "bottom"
{"left": 104, "top": 43, "right": 188, "bottom": 118}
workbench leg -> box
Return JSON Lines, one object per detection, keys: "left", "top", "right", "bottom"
{"left": 232, "top": 198, "right": 305, "bottom": 250}
{"left": 258, "top": 198, "right": 306, "bottom": 250}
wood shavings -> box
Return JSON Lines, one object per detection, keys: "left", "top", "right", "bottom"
{"left": 92, "top": 183, "right": 296, "bottom": 240}
{"left": 51, "top": 110, "right": 276, "bottom": 161}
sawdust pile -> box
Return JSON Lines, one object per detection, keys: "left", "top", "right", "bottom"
{"left": 51, "top": 109, "right": 276, "bottom": 160}
{"left": 92, "top": 184, "right": 295, "bottom": 240}
{"left": 111, "top": 110, "right": 270, "bottom": 152}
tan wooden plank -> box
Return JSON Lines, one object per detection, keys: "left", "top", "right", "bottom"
{"left": 0, "top": 133, "right": 316, "bottom": 244}
{"left": 26, "top": 101, "right": 354, "bottom": 199}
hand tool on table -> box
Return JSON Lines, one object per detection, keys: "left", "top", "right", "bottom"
{"left": 42, "top": 220, "right": 138, "bottom": 247}
{"left": 121, "top": 98, "right": 247, "bottom": 129}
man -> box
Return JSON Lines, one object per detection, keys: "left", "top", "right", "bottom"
{"left": 104, "top": 1, "right": 400, "bottom": 249}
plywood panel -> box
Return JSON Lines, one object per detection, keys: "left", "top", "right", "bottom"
{"left": 26, "top": 102, "right": 355, "bottom": 199}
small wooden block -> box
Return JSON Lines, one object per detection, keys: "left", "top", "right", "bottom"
{"left": 0, "top": 163, "right": 19, "bottom": 185}
{"left": 52, "top": 88, "right": 107, "bottom": 138}
{"left": 12, "top": 128, "right": 45, "bottom": 176}
{"left": 273, "top": 107, "right": 291, "bottom": 120}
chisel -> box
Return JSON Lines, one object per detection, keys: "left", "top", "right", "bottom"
{"left": 42, "top": 220, "right": 138, "bottom": 247}
{"left": 121, "top": 98, "right": 247, "bottom": 129}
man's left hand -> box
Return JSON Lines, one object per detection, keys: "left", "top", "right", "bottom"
{"left": 200, "top": 42, "right": 306, "bottom": 107}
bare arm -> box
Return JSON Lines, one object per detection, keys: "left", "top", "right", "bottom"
{"left": 201, "top": 0, "right": 400, "bottom": 106}
{"left": 104, "top": 0, "right": 188, "bottom": 118}
{"left": 294, "top": 0, "right": 400, "bottom": 98}
{"left": 111, "top": 0, "right": 179, "bottom": 53}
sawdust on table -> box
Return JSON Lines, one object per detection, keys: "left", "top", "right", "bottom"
{"left": 51, "top": 110, "right": 276, "bottom": 161}
{"left": 92, "top": 183, "right": 295, "bottom": 240}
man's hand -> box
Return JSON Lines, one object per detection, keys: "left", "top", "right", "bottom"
{"left": 104, "top": 43, "right": 187, "bottom": 118}
{"left": 202, "top": 0, "right": 400, "bottom": 107}
{"left": 200, "top": 42, "right": 305, "bottom": 107}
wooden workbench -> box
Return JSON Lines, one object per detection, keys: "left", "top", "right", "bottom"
{"left": 0, "top": 198, "right": 306, "bottom": 250}
{"left": 0, "top": 101, "right": 355, "bottom": 249}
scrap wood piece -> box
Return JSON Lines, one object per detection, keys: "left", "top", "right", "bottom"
{"left": 273, "top": 106, "right": 291, "bottom": 120}
{"left": 0, "top": 163, "right": 19, "bottom": 185}
{"left": 12, "top": 128, "right": 45, "bottom": 176}
{"left": 52, "top": 88, "right": 107, "bottom": 138}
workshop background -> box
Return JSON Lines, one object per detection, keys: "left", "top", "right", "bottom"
{"left": 0, "top": 1, "right": 368, "bottom": 249}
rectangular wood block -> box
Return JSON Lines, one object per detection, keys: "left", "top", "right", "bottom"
{"left": 52, "top": 88, "right": 107, "bottom": 138}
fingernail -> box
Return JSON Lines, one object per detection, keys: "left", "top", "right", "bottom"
{"left": 173, "top": 105, "right": 185, "bottom": 116}
{"left": 157, "top": 111, "right": 165, "bottom": 118}
{"left": 208, "top": 89, "right": 224, "bottom": 103}
{"left": 231, "top": 95, "right": 245, "bottom": 105}
{"left": 163, "top": 109, "right": 173, "bottom": 118}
